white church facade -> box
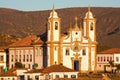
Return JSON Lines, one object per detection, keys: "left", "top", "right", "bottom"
{"left": 47, "top": 6, "right": 97, "bottom": 73}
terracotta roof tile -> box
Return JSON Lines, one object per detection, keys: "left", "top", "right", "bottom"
{"left": 0, "top": 68, "right": 27, "bottom": 77}
{"left": 0, "top": 46, "right": 7, "bottom": 52}
{"left": 98, "top": 48, "right": 120, "bottom": 54}
{"left": 53, "top": 78, "right": 103, "bottom": 80}
{"left": 9, "top": 35, "right": 43, "bottom": 47}
{"left": 25, "top": 69, "right": 43, "bottom": 73}
{"left": 0, "top": 72, "right": 17, "bottom": 77}
{"left": 42, "top": 65, "right": 75, "bottom": 73}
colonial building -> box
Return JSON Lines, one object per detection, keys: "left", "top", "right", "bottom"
{"left": 0, "top": 68, "right": 27, "bottom": 80}
{"left": 0, "top": 47, "right": 6, "bottom": 73}
{"left": 8, "top": 35, "right": 43, "bottom": 69}
{"left": 24, "top": 65, "right": 78, "bottom": 80}
{"left": 47, "top": 6, "right": 97, "bottom": 73}
{"left": 97, "top": 48, "right": 120, "bottom": 72}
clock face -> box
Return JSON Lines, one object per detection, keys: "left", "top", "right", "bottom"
{"left": 71, "top": 41, "right": 81, "bottom": 52}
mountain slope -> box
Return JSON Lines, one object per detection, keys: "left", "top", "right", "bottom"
{"left": 0, "top": 7, "right": 120, "bottom": 47}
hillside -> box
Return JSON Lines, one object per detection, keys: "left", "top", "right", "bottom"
{"left": 0, "top": 7, "right": 120, "bottom": 48}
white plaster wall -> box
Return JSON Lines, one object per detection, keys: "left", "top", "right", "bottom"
{"left": 91, "top": 47, "right": 95, "bottom": 71}
{"left": 0, "top": 51, "right": 6, "bottom": 69}
{"left": 97, "top": 54, "right": 113, "bottom": 71}
{"left": 114, "top": 53, "right": 120, "bottom": 64}
{"left": 83, "top": 22, "right": 86, "bottom": 36}
{"left": 62, "top": 46, "right": 72, "bottom": 69}
{"left": 54, "top": 46, "right": 58, "bottom": 64}
{"left": 0, "top": 77, "right": 17, "bottom": 80}
{"left": 47, "top": 46, "right": 50, "bottom": 66}
{"left": 81, "top": 47, "right": 89, "bottom": 71}
{"left": 49, "top": 72, "right": 78, "bottom": 79}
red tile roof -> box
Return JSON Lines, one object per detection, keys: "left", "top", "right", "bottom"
{"left": 98, "top": 48, "right": 120, "bottom": 54}
{"left": 25, "top": 69, "right": 43, "bottom": 73}
{"left": 53, "top": 78, "right": 103, "bottom": 80}
{"left": 0, "top": 46, "right": 7, "bottom": 52}
{"left": 0, "top": 72, "right": 17, "bottom": 77}
{"left": 9, "top": 35, "right": 43, "bottom": 47}
{"left": 0, "top": 68, "right": 27, "bottom": 77}
{"left": 42, "top": 65, "right": 75, "bottom": 73}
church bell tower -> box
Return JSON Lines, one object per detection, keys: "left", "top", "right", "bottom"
{"left": 83, "top": 6, "right": 96, "bottom": 42}
{"left": 47, "top": 5, "right": 61, "bottom": 66}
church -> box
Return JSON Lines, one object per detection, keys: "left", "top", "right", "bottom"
{"left": 46, "top": 6, "right": 97, "bottom": 73}
{"left": 7, "top": 5, "right": 98, "bottom": 74}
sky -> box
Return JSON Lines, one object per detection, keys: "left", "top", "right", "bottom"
{"left": 0, "top": 0, "right": 120, "bottom": 11}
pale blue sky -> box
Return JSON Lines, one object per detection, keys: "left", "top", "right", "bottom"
{"left": 0, "top": 0, "right": 120, "bottom": 11}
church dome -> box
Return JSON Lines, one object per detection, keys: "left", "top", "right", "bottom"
{"left": 49, "top": 10, "right": 58, "bottom": 18}
{"left": 85, "top": 11, "right": 93, "bottom": 19}
{"left": 49, "top": 5, "right": 58, "bottom": 18}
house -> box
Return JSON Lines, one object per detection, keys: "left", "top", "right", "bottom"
{"left": 97, "top": 48, "right": 120, "bottom": 72}
{"left": 24, "top": 64, "right": 78, "bottom": 80}
{"left": 0, "top": 68, "right": 27, "bottom": 80}
{"left": 8, "top": 35, "right": 43, "bottom": 69}
{"left": 0, "top": 47, "right": 7, "bottom": 73}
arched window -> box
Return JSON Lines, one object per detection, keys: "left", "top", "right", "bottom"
{"left": 55, "top": 22, "right": 58, "bottom": 30}
{"left": 82, "top": 49, "right": 86, "bottom": 55}
{"left": 66, "top": 48, "right": 69, "bottom": 56}
{"left": 90, "top": 22, "right": 93, "bottom": 30}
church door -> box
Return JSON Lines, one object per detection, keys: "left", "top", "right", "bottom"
{"left": 74, "top": 60, "right": 79, "bottom": 71}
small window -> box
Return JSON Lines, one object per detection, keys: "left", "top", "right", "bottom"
{"left": 23, "top": 64, "right": 25, "bottom": 68}
{"left": 99, "top": 65, "right": 101, "bottom": 67}
{"left": 55, "top": 47, "right": 57, "bottom": 50}
{"left": 11, "top": 55, "right": 13, "bottom": 62}
{"left": 75, "top": 32, "right": 78, "bottom": 35}
{"left": 28, "top": 64, "right": 31, "bottom": 69}
{"left": 55, "top": 75, "right": 59, "bottom": 78}
{"left": 107, "top": 57, "right": 109, "bottom": 61}
{"left": 30, "top": 55, "right": 32, "bottom": 62}
{"left": 101, "top": 57, "right": 103, "bottom": 61}
{"left": 110, "top": 57, "right": 112, "bottom": 61}
{"left": 19, "top": 55, "right": 21, "bottom": 62}
{"left": 64, "top": 75, "right": 68, "bottom": 78}
{"left": 28, "top": 75, "right": 30, "bottom": 80}
{"left": 0, "top": 66, "right": 3, "bottom": 73}
{"left": 74, "top": 46, "right": 78, "bottom": 51}
{"left": 27, "top": 55, "right": 29, "bottom": 62}
{"left": 1, "top": 78, "right": 3, "bottom": 80}
{"left": 71, "top": 75, "right": 76, "bottom": 78}
{"left": 12, "top": 78, "right": 15, "bottom": 80}
{"left": 98, "top": 57, "right": 99, "bottom": 62}
{"left": 11, "top": 64, "right": 14, "bottom": 68}
{"left": 55, "top": 22, "right": 58, "bottom": 30}
{"left": 82, "top": 49, "right": 86, "bottom": 56}
{"left": 16, "top": 55, "right": 18, "bottom": 62}
{"left": 90, "top": 22, "right": 93, "bottom": 30}
{"left": 116, "top": 57, "right": 119, "bottom": 62}
{"left": 66, "top": 48, "right": 69, "bottom": 56}
{"left": 35, "top": 76, "right": 39, "bottom": 80}
{"left": 104, "top": 57, "right": 106, "bottom": 62}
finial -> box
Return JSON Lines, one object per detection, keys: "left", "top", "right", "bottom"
{"left": 88, "top": 4, "right": 90, "bottom": 12}
{"left": 52, "top": 4, "right": 55, "bottom": 11}
{"left": 75, "top": 16, "right": 78, "bottom": 26}
{"left": 52, "top": 4, "right": 55, "bottom": 17}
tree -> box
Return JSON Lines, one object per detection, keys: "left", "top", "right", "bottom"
{"left": 15, "top": 62, "right": 23, "bottom": 68}
{"left": 109, "top": 60, "right": 115, "bottom": 67}
{"left": 33, "top": 63, "right": 38, "bottom": 69}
